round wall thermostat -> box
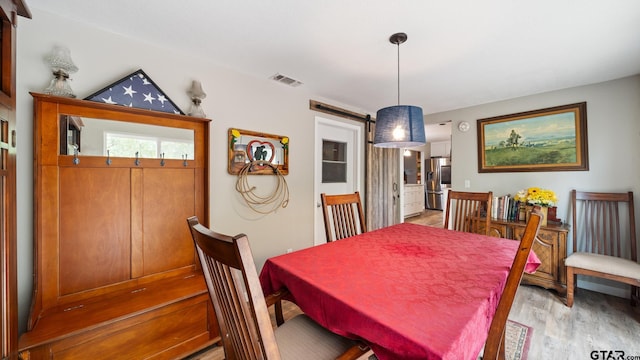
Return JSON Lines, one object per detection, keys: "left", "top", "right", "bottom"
{"left": 458, "top": 121, "right": 470, "bottom": 132}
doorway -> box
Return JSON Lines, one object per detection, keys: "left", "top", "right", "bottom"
{"left": 314, "top": 117, "right": 363, "bottom": 245}
{"left": 406, "top": 209, "right": 444, "bottom": 227}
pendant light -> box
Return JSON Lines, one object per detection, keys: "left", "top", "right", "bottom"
{"left": 374, "top": 33, "right": 426, "bottom": 148}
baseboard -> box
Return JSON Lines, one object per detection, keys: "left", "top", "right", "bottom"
{"left": 577, "top": 277, "right": 631, "bottom": 299}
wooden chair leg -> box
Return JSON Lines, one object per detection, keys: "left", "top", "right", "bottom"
{"left": 631, "top": 286, "right": 639, "bottom": 307}
{"left": 566, "top": 267, "right": 575, "bottom": 308}
{"left": 498, "top": 334, "right": 506, "bottom": 360}
{"left": 264, "top": 289, "right": 289, "bottom": 326}
{"left": 274, "top": 300, "right": 284, "bottom": 326}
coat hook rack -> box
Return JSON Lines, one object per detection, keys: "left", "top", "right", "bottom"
{"left": 73, "top": 146, "right": 80, "bottom": 165}
{"left": 160, "top": 153, "right": 165, "bottom": 167}
{"left": 135, "top": 151, "right": 140, "bottom": 166}
{"left": 106, "top": 150, "right": 112, "bottom": 165}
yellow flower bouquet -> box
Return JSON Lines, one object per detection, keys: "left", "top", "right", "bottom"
{"left": 230, "top": 129, "right": 241, "bottom": 150}
{"left": 514, "top": 187, "right": 557, "bottom": 225}
{"left": 514, "top": 187, "right": 557, "bottom": 207}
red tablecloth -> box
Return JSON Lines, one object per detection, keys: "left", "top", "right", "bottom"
{"left": 259, "top": 223, "right": 540, "bottom": 360}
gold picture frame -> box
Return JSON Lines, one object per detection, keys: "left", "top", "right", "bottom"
{"left": 477, "top": 102, "right": 588, "bottom": 173}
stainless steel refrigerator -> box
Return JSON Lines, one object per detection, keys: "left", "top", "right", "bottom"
{"left": 425, "top": 157, "right": 451, "bottom": 210}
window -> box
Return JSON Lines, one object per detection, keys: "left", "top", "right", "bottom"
{"left": 322, "top": 140, "right": 346, "bottom": 183}
{"left": 105, "top": 132, "right": 194, "bottom": 159}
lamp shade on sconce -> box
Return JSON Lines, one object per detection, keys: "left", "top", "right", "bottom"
{"left": 188, "top": 80, "right": 206, "bottom": 99}
{"left": 43, "top": 45, "right": 78, "bottom": 98}
{"left": 187, "top": 80, "right": 207, "bottom": 117}
{"left": 374, "top": 105, "right": 426, "bottom": 148}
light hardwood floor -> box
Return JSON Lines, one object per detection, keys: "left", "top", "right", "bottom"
{"left": 187, "top": 210, "right": 640, "bottom": 360}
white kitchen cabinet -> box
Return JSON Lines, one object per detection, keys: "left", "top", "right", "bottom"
{"left": 404, "top": 184, "right": 425, "bottom": 218}
{"left": 430, "top": 141, "right": 451, "bottom": 157}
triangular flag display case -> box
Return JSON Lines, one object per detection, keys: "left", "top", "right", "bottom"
{"left": 84, "top": 69, "right": 184, "bottom": 114}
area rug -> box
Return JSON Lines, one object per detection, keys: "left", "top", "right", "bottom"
{"left": 503, "top": 320, "right": 533, "bottom": 360}
{"left": 476, "top": 320, "right": 533, "bottom": 360}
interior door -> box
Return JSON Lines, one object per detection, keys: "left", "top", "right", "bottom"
{"left": 314, "top": 117, "right": 362, "bottom": 245}
{"left": 365, "top": 121, "right": 402, "bottom": 231}
{"left": 1, "top": 3, "right": 30, "bottom": 358}
{"left": 366, "top": 146, "right": 402, "bottom": 229}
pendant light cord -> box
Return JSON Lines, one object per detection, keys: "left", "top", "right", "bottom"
{"left": 397, "top": 41, "right": 400, "bottom": 105}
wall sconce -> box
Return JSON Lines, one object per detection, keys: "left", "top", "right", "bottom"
{"left": 43, "top": 46, "right": 78, "bottom": 98}
{"left": 187, "top": 80, "right": 206, "bottom": 117}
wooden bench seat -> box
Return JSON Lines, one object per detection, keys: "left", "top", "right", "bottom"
{"left": 19, "top": 270, "right": 218, "bottom": 359}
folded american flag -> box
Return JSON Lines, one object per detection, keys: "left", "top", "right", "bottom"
{"left": 85, "top": 69, "right": 184, "bottom": 115}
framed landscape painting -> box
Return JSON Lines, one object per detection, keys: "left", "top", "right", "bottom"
{"left": 477, "top": 102, "right": 588, "bottom": 173}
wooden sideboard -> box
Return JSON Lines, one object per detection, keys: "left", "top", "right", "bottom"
{"left": 479, "top": 218, "right": 569, "bottom": 296}
{"left": 19, "top": 94, "right": 219, "bottom": 359}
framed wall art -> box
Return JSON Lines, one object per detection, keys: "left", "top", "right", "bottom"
{"left": 477, "top": 102, "right": 588, "bottom": 173}
{"left": 228, "top": 128, "right": 289, "bottom": 175}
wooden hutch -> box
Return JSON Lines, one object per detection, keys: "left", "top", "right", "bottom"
{"left": 480, "top": 218, "right": 569, "bottom": 296}
{"left": 19, "top": 93, "right": 219, "bottom": 359}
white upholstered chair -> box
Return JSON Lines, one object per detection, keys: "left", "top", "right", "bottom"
{"left": 565, "top": 190, "right": 640, "bottom": 307}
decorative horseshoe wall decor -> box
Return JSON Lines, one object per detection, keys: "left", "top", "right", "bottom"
{"left": 227, "top": 128, "right": 289, "bottom": 175}
{"left": 246, "top": 140, "right": 275, "bottom": 163}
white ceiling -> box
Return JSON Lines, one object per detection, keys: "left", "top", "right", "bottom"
{"left": 27, "top": 0, "right": 640, "bottom": 122}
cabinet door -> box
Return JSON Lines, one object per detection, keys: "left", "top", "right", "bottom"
{"left": 430, "top": 141, "right": 450, "bottom": 157}
{"left": 59, "top": 167, "right": 132, "bottom": 295}
{"left": 475, "top": 222, "right": 507, "bottom": 238}
{"left": 136, "top": 168, "right": 196, "bottom": 276}
{"left": 513, "top": 227, "right": 558, "bottom": 283}
{"left": 403, "top": 186, "right": 424, "bottom": 217}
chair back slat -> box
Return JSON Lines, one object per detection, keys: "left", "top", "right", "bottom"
{"left": 585, "top": 199, "right": 621, "bottom": 255}
{"left": 444, "top": 190, "right": 493, "bottom": 235}
{"left": 321, "top": 192, "right": 366, "bottom": 242}
{"left": 572, "top": 190, "right": 636, "bottom": 261}
{"left": 188, "top": 216, "right": 279, "bottom": 360}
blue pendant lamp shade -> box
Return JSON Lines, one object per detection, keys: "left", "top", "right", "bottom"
{"left": 373, "top": 32, "right": 427, "bottom": 148}
{"left": 374, "top": 105, "right": 425, "bottom": 148}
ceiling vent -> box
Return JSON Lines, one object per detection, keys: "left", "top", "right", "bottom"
{"left": 270, "top": 73, "right": 303, "bottom": 87}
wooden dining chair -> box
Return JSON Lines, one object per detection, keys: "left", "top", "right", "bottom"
{"left": 320, "top": 192, "right": 366, "bottom": 242}
{"left": 444, "top": 190, "right": 493, "bottom": 235}
{"left": 187, "top": 216, "right": 371, "bottom": 360}
{"left": 565, "top": 190, "right": 640, "bottom": 308}
{"left": 482, "top": 209, "right": 543, "bottom": 360}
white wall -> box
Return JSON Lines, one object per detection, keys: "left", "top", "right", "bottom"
{"left": 15, "top": 7, "right": 640, "bottom": 335}
{"left": 15, "top": 9, "right": 364, "bottom": 333}
{"left": 425, "top": 75, "right": 640, "bottom": 297}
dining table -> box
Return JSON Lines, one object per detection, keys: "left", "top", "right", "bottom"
{"left": 259, "top": 222, "right": 540, "bottom": 360}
